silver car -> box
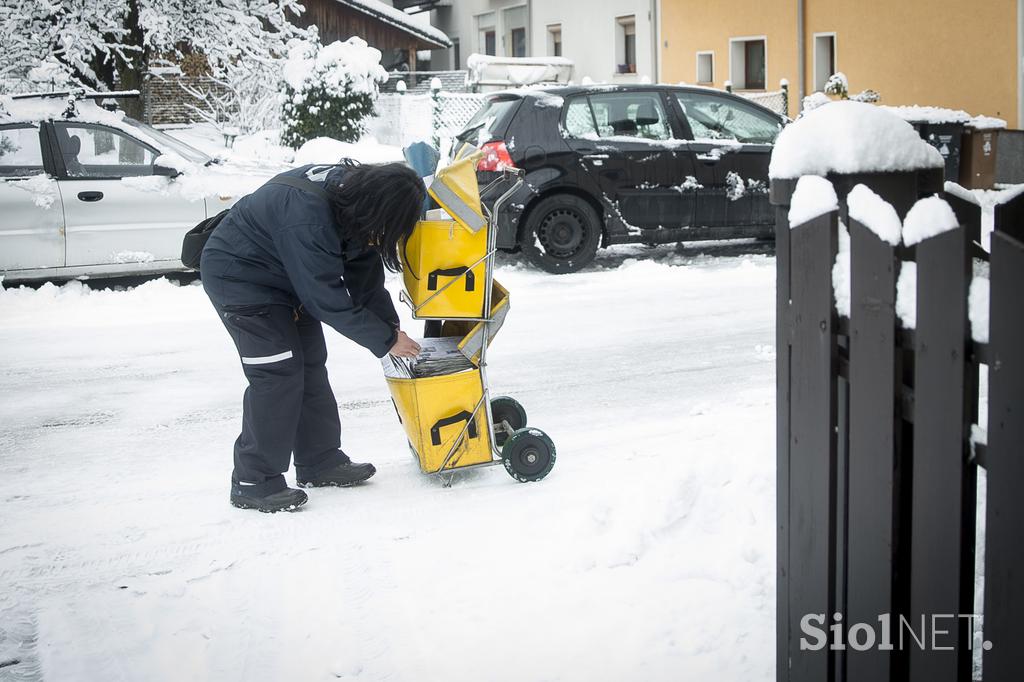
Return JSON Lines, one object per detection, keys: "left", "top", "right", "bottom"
{"left": 0, "top": 93, "right": 262, "bottom": 283}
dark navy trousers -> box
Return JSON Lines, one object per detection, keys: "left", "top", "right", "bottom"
{"left": 210, "top": 301, "right": 348, "bottom": 496}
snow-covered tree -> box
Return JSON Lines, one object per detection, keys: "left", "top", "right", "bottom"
{"left": 0, "top": 0, "right": 309, "bottom": 118}
{"left": 179, "top": 56, "right": 287, "bottom": 134}
{"left": 280, "top": 36, "right": 388, "bottom": 148}
{"left": 0, "top": 0, "right": 132, "bottom": 93}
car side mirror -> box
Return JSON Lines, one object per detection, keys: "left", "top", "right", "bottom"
{"left": 152, "top": 164, "right": 181, "bottom": 178}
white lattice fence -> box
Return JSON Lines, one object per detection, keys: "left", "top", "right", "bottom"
{"left": 434, "top": 92, "right": 487, "bottom": 138}
{"left": 733, "top": 84, "right": 790, "bottom": 117}
{"left": 740, "top": 89, "right": 788, "bottom": 116}
{"left": 367, "top": 91, "right": 486, "bottom": 148}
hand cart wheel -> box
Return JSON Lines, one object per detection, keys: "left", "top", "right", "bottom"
{"left": 490, "top": 396, "right": 527, "bottom": 446}
{"left": 502, "top": 428, "right": 556, "bottom": 482}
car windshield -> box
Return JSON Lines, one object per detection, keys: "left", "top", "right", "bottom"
{"left": 457, "top": 96, "right": 520, "bottom": 146}
{"left": 123, "top": 118, "right": 212, "bottom": 164}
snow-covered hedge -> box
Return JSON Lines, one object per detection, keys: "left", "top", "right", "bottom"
{"left": 280, "top": 37, "right": 388, "bottom": 148}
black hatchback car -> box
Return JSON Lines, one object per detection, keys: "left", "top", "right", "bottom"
{"left": 456, "top": 84, "right": 787, "bottom": 273}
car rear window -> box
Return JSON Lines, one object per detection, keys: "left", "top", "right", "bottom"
{"left": 0, "top": 125, "right": 44, "bottom": 177}
{"left": 457, "top": 96, "right": 521, "bottom": 146}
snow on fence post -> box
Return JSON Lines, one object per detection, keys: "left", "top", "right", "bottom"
{"left": 981, "top": 192, "right": 1024, "bottom": 682}
{"left": 780, "top": 79, "right": 789, "bottom": 117}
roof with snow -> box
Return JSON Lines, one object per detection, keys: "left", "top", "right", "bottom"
{"left": 332, "top": 0, "right": 451, "bottom": 49}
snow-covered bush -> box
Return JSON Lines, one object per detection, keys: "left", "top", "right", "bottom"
{"left": 280, "top": 37, "right": 388, "bottom": 148}
{"left": 851, "top": 89, "right": 881, "bottom": 104}
{"left": 802, "top": 91, "right": 832, "bottom": 112}
{"left": 824, "top": 72, "right": 849, "bottom": 99}
{"left": 823, "top": 72, "right": 881, "bottom": 105}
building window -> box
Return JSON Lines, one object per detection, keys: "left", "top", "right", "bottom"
{"left": 503, "top": 6, "right": 527, "bottom": 58}
{"left": 477, "top": 13, "right": 496, "bottom": 56}
{"left": 729, "top": 37, "right": 766, "bottom": 90}
{"left": 696, "top": 51, "right": 714, "bottom": 84}
{"left": 814, "top": 33, "right": 836, "bottom": 92}
{"left": 510, "top": 28, "right": 526, "bottom": 57}
{"left": 452, "top": 38, "right": 460, "bottom": 70}
{"left": 616, "top": 15, "right": 636, "bottom": 73}
{"left": 548, "top": 24, "right": 562, "bottom": 57}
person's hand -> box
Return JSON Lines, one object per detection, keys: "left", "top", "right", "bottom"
{"left": 389, "top": 331, "right": 421, "bottom": 358}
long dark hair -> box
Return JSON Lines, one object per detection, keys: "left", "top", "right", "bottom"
{"left": 326, "top": 161, "right": 426, "bottom": 272}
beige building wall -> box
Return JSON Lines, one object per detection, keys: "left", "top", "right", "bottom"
{"left": 660, "top": 0, "right": 1020, "bottom": 124}
{"left": 660, "top": 0, "right": 797, "bottom": 110}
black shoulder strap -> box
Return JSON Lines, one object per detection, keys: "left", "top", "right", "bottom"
{"left": 267, "top": 174, "right": 330, "bottom": 202}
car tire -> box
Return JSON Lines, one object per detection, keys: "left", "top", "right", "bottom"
{"left": 520, "top": 194, "right": 601, "bottom": 274}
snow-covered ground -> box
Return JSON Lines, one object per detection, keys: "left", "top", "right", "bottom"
{"left": 0, "top": 244, "right": 776, "bottom": 681}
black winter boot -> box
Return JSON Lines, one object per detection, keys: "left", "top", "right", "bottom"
{"left": 297, "top": 459, "right": 376, "bottom": 487}
{"left": 230, "top": 481, "right": 308, "bottom": 513}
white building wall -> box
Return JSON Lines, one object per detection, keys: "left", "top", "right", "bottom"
{"left": 530, "top": 0, "right": 655, "bottom": 85}
{"left": 431, "top": 0, "right": 657, "bottom": 85}
{"left": 431, "top": 1, "right": 535, "bottom": 70}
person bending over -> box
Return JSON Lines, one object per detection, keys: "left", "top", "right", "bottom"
{"left": 201, "top": 161, "right": 424, "bottom": 513}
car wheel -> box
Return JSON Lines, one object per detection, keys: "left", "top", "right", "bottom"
{"left": 521, "top": 194, "right": 601, "bottom": 274}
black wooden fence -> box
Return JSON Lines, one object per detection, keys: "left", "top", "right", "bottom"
{"left": 772, "top": 169, "right": 1023, "bottom": 682}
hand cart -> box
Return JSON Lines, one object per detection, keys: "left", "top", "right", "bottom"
{"left": 384, "top": 156, "right": 556, "bottom": 484}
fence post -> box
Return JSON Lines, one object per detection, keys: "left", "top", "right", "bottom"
{"left": 981, "top": 193, "right": 1024, "bottom": 681}
{"left": 430, "top": 77, "right": 442, "bottom": 149}
{"left": 844, "top": 217, "right": 901, "bottom": 682}
{"left": 771, "top": 176, "right": 840, "bottom": 682}
{"left": 781, "top": 79, "right": 790, "bottom": 117}
{"left": 907, "top": 220, "right": 974, "bottom": 682}
{"left": 776, "top": 202, "right": 792, "bottom": 682}
{"left": 724, "top": 80, "right": 733, "bottom": 94}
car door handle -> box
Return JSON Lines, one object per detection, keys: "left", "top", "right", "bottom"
{"left": 582, "top": 154, "right": 609, "bottom": 160}
{"left": 77, "top": 191, "right": 104, "bottom": 202}
{"left": 695, "top": 153, "right": 720, "bottom": 163}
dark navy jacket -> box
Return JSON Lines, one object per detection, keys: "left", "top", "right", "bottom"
{"left": 200, "top": 164, "right": 400, "bottom": 358}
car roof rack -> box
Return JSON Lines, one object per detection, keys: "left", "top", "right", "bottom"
{"left": 4, "top": 89, "right": 140, "bottom": 119}
{"left": 9, "top": 89, "right": 140, "bottom": 101}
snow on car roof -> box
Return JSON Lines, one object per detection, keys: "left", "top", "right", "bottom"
{"left": 1, "top": 95, "right": 166, "bottom": 150}
{"left": 1, "top": 94, "right": 272, "bottom": 203}
{"left": 466, "top": 55, "right": 574, "bottom": 69}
